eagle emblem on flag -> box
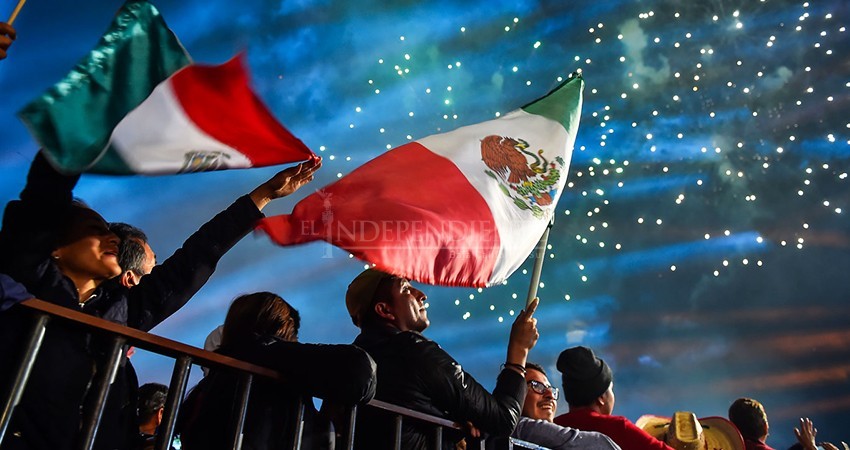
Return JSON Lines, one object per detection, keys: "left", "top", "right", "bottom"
{"left": 180, "top": 151, "right": 232, "bottom": 173}
{"left": 481, "top": 135, "right": 565, "bottom": 219}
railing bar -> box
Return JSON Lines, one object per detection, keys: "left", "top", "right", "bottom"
{"left": 77, "top": 335, "right": 125, "bottom": 450}
{"left": 227, "top": 373, "right": 253, "bottom": 450}
{"left": 290, "top": 398, "right": 305, "bottom": 450}
{"left": 19, "top": 300, "right": 280, "bottom": 380}
{"left": 393, "top": 414, "right": 402, "bottom": 450}
{"left": 343, "top": 404, "right": 357, "bottom": 450}
{"left": 368, "top": 399, "right": 461, "bottom": 429}
{"left": 432, "top": 424, "right": 442, "bottom": 450}
{"left": 0, "top": 313, "right": 49, "bottom": 443}
{"left": 155, "top": 355, "right": 192, "bottom": 450}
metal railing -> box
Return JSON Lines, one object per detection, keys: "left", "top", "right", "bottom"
{"left": 0, "top": 299, "right": 547, "bottom": 450}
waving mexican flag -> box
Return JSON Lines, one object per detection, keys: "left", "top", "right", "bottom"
{"left": 259, "top": 75, "right": 584, "bottom": 287}
{"left": 18, "top": 0, "right": 314, "bottom": 175}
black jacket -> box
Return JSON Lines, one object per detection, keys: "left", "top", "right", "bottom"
{"left": 352, "top": 324, "right": 526, "bottom": 450}
{"left": 176, "top": 336, "right": 377, "bottom": 450}
{"left": 0, "top": 153, "right": 264, "bottom": 450}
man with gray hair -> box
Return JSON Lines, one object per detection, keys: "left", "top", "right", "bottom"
{"left": 109, "top": 222, "right": 156, "bottom": 288}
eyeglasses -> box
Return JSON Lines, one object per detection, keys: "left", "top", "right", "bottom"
{"left": 527, "top": 380, "right": 559, "bottom": 400}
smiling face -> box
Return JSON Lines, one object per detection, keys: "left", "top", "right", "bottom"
{"left": 522, "top": 368, "right": 558, "bottom": 422}
{"left": 377, "top": 277, "right": 429, "bottom": 332}
{"left": 52, "top": 207, "right": 122, "bottom": 286}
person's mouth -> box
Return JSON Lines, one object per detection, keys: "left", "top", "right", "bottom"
{"left": 538, "top": 401, "right": 556, "bottom": 410}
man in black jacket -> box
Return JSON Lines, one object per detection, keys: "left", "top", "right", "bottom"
{"left": 344, "top": 268, "right": 539, "bottom": 449}
{"left": 0, "top": 152, "right": 320, "bottom": 450}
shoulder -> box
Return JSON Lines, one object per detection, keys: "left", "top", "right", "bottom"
{"left": 394, "top": 330, "right": 431, "bottom": 345}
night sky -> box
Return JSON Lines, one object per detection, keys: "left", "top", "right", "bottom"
{"left": 2, "top": 0, "right": 849, "bottom": 445}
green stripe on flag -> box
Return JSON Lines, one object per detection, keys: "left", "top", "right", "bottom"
{"left": 521, "top": 73, "right": 584, "bottom": 134}
{"left": 18, "top": 0, "right": 191, "bottom": 174}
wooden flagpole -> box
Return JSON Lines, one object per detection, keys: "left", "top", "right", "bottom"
{"left": 525, "top": 218, "right": 554, "bottom": 307}
{"left": 8, "top": 0, "right": 26, "bottom": 25}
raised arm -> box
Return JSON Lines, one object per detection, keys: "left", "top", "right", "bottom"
{"left": 423, "top": 299, "right": 540, "bottom": 437}
{"left": 0, "top": 152, "right": 80, "bottom": 286}
{"left": 249, "top": 158, "right": 321, "bottom": 210}
{"left": 127, "top": 160, "right": 321, "bottom": 331}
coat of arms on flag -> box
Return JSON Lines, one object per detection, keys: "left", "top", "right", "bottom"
{"left": 481, "top": 135, "right": 567, "bottom": 218}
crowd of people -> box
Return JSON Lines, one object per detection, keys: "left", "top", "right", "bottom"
{"left": 0, "top": 23, "right": 845, "bottom": 450}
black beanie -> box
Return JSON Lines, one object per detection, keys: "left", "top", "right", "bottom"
{"left": 556, "top": 346, "right": 613, "bottom": 406}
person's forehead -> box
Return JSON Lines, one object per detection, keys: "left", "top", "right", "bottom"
{"left": 526, "top": 368, "right": 549, "bottom": 383}
{"left": 72, "top": 208, "right": 109, "bottom": 229}
{"left": 391, "top": 277, "right": 412, "bottom": 287}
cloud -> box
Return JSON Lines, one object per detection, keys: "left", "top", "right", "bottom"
{"left": 618, "top": 18, "right": 670, "bottom": 85}
{"left": 760, "top": 66, "right": 792, "bottom": 91}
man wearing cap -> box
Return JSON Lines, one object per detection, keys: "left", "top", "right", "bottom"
{"left": 553, "top": 346, "right": 674, "bottom": 450}
{"left": 345, "top": 268, "right": 539, "bottom": 449}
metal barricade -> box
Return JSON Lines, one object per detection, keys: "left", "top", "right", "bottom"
{"left": 0, "top": 299, "right": 551, "bottom": 450}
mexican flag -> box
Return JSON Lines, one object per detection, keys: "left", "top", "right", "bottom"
{"left": 258, "top": 75, "right": 584, "bottom": 287}
{"left": 18, "top": 1, "right": 314, "bottom": 175}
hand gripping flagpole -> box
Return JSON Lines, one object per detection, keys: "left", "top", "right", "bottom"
{"left": 526, "top": 217, "right": 555, "bottom": 307}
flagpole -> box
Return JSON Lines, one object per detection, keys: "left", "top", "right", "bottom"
{"left": 526, "top": 218, "right": 554, "bottom": 307}
{"left": 7, "top": 0, "right": 25, "bottom": 25}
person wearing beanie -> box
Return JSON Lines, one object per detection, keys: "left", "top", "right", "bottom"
{"left": 344, "top": 268, "right": 540, "bottom": 450}
{"left": 553, "top": 346, "right": 675, "bottom": 450}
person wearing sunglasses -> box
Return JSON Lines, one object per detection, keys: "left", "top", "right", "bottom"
{"left": 504, "top": 362, "right": 621, "bottom": 450}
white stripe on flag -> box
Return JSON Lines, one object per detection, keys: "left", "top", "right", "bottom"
{"left": 109, "top": 78, "right": 253, "bottom": 173}
{"left": 417, "top": 109, "right": 573, "bottom": 285}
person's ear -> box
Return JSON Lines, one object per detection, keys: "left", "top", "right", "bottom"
{"left": 596, "top": 393, "right": 607, "bottom": 407}
{"left": 374, "top": 301, "right": 395, "bottom": 320}
{"left": 120, "top": 270, "right": 138, "bottom": 288}
{"left": 156, "top": 407, "right": 164, "bottom": 425}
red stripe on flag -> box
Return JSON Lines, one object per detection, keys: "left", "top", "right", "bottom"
{"left": 170, "top": 55, "right": 315, "bottom": 165}
{"left": 258, "top": 142, "right": 500, "bottom": 287}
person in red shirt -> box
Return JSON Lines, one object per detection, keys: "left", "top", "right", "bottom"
{"left": 728, "top": 398, "right": 776, "bottom": 450}
{"left": 552, "top": 346, "right": 674, "bottom": 450}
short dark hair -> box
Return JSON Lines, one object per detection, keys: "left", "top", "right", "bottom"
{"left": 137, "top": 383, "right": 168, "bottom": 423}
{"left": 55, "top": 200, "right": 99, "bottom": 247}
{"left": 525, "top": 362, "right": 547, "bottom": 377}
{"left": 728, "top": 397, "right": 768, "bottom": 440}
{"left": 109, "top": 222, "right": 149, "bottom": 274}
{"left": 221, "top": 292, "right": 301, "bottom": 346}
{"left": 357, "top": 276, "right": 398, "bottom": 328}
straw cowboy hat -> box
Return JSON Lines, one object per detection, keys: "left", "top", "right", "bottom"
{"left": 636, "top": 411, "right": 745, "bottom": 450}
